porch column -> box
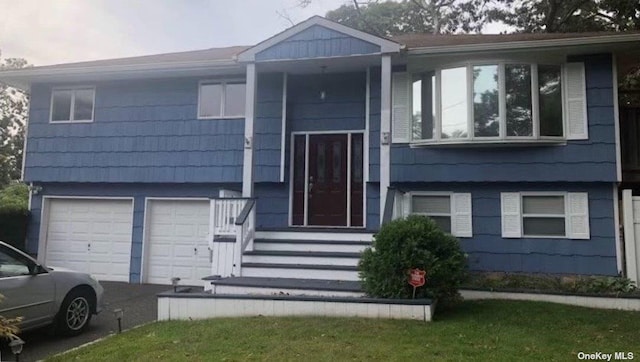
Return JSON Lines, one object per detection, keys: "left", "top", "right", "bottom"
{"left": 242, "top": 63, "right": 257, "bottom": 197}
{"left": 380, "top": 55, "right": 391, "bottom": 225}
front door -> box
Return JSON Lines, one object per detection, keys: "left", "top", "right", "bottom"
{"left": 292, "top": 133, "right": 364, "bottom": 227}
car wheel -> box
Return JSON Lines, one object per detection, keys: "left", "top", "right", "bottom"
{"left": 56, "top": 289, "right": 93, "bottom": 336}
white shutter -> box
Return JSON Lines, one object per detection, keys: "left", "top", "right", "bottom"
{"left": 392, "top": 72, "right": 411, "bottom": 143}
{"left": 564, "top": 62, "right": 588, "bottom": 140}
{"left": 501, "top": 193, "right": 522, "bottom": 238}
{"left": 451, "top": 193, "right": 472, "bottom": 238}
{"left": 567, "top": 192, "right": 590, "bottom": 239}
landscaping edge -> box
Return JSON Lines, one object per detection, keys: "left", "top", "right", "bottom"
{"left": 460, "top": 289, "right": 640, "bottom": 311}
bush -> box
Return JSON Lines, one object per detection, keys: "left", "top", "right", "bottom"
{"left": 0, "top": 294, "right": 22, "bottom": 341}
{"left": 0, "top": 183, "right": 29, "bottom": 251}
{"left": 359, "top": 215, "right": 468, "bottom": 308}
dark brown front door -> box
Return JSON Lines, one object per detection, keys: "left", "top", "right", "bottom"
{"left": 292, "top": 133, "right": 364, "bottom": 227}
{"left": 308, "top": 134, "right": 348, "bottom": 226}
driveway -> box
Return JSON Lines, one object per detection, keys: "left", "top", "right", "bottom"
{"left": 1, "top": 282, "right": 169, "bottom": 362}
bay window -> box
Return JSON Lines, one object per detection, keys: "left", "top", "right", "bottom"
{"left": 394, "top": 61, "right": 587, "bottom": 144}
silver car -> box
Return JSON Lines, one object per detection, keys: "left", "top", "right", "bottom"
{"left": 0, "top": 241, "right": 104, "bottom": 336}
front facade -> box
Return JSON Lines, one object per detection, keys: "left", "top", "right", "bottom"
{"left": 2, "top": 17, "right": 637, "bottom": 285}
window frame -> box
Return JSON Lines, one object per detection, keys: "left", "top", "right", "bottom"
{"left": 520, "top": 191, "right": 568, "bottom": 239}
{"left": 409, "top": 61, "right": 566, "bottom": 145}
{"left": 408, "top": 191, "right": 453, "bottom": 232}
{"left": 49, "top": 86, "right": 96, "bottom": 124}
{"left": 197, "top": 79, "right": 246, "bottom": 120}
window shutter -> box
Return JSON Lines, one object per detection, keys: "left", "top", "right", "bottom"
{"left": 501, "top": 193, "right": 522, "bottom": 238}
{"left": 451, "top": 193, "right": 472, "bottom": 238}
{"left": 392, "top": 72, "right": 411, "bottom": 143}
{"left": 567, "top": 192, "right": 590, "bottom": 239}
{"left": 564, "top": 62, "right": 588, "bottom": 140}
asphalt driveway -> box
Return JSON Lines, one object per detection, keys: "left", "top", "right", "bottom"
{"left": 1, "top": 282, "right": 169, "bottom": 362}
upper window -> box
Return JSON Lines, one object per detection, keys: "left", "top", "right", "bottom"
{"left": 50, "top": 88, "right": 95, "bottom": 123}
{"left": 392, "top": 61, "right": 589, "bottom": 144}
{"left": 198, "top": 81, "right": 246, "bottom": 119}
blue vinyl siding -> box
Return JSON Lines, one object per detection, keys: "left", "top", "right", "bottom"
{"left": 395, "top": 182, "right": 617, "bottom": 275}
{"left": 25, "top": 78, "right": 245, "bottom": 183}
{"left": 391, "top": 54, "right": 617, "bottom": 183}
{"left": 27, "top": 183, "right": 235, "bottom": 283}
{"left": 256, "top": 25, "right": 380, "bottom": 61}
{"left": 255, "top": 73, "right": 284, "bottom": 182}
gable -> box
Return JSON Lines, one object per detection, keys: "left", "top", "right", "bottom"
{"left": 255, "top": 25, "right": 381, "bottom": 61}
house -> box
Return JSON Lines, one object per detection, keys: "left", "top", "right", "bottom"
{"left": 1, "top": 16, "right": 639, "bottom": 296}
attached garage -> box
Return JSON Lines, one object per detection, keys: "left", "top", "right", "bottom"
{"left": 42, "top": 198, "right": 133, "bottom": 282}
{"left": 143, "top": 199, "right": 211, "bottom": 286}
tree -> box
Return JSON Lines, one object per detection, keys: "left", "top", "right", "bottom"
{"left": 0, "top": 51, "right": 29, "bottom": 187}
{"left": 487, "top": 0, "right": 640, "bottom": 33}
{"left": 303, "top": 0, "right": 490, "bottom": 36}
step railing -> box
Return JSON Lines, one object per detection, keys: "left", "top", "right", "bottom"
{"left": 208, "top": 197, "right": 256, "bottom": 278}
{"left": 234, "top": 199, "right": 256, "bottom": 276}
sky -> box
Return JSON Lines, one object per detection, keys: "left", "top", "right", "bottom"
{"left": 0, "top": 0, "right": 506, "bottom": 67}
{"left": 0, "top": 0, "right": 347, "bottom": 66}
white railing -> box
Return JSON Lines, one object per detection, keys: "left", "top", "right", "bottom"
{"left": 233, "top": 199, "right": 256, "bottom": 276}
{"left": 212, "top": 198, "right": 246, "bottom": 236}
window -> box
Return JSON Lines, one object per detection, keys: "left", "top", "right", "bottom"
{"left": 411, "top": 194, "right": 452, "bottom": 232}
{"left": 198, "top": 81, "right": 246, "bottom": 118}
{"left": 0, "top": 246, "right": 32, "bottom": 278}
{"left": 500, "top": 192, "right": 590, "bottom": 239}
{"left": 408, "top": 192, "right": 472, "bottom": 237}
{"left": 50, "top": 88, "right": 95, "bottom": 122}
{"left": 393, "top": 62, "right": 587, "bottom": 144}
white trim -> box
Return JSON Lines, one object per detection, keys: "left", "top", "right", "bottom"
{"left": 197, "top": 79, "right": 247, "bottom": 119}
{"left": 364, "top": 67, "right": 370, "bottom": 183}
{"left": 347, "top": 133, "right": 352, "bottom": 227}
{"left": 140, "top": 197, "right": 210, "bottom": 284}
{"left": 380, "top": 55, "right": 392, "bottom": 225}
{"left": 237, "top": 16, "right": 400, "bottom": 62}
{"left": 242, "top": 64, "right": 257, "bottom": 197}
{"left": 622, "top": 190, "right": 638, "bottom": 283}
{"left": 280, "top": 72, "right": 288, "bottom": 182}
{"left": 531, "top": 64, "right": 540, "bottom": 138}
{"left": 37, "top": 196, "right": 135, "bottom": 270}
{"left": 613, "top": 185, "right": 623, "bottom": 274}
{"left": 49, "top": 86, "right": 96, "bottom": 123}
{"left": 21, "top": 98, "right": 31, "bottom": 181}
{"left": 303, "top": 133, "right": 310, "bottom": 226}
{"left": 408, "top": 33, "right": 640, "bottom": 56}
{"left": 612, "top": 54, "right": 622, "bottom": 182}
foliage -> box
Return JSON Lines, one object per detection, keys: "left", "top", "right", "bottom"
{"left": 487, "top": 0, "right": 640, "bottom": 33}
{"left": 323, "top": 0, "right": 489, "bottom": 36}
{"left": 0, "top": 51, "right": 29, "bottom": 187}
{"left": 359, "top": 215, "right": 468, "bottom": 307}
{"left": 465, "top": 272, "right": 639, "bottom": 296}
{"left": 0, "top": 183, "right": 29, "bottom": 211}
{"left": 47, "top": 301, "right": 640, "bottom": 361}
{"left": 0, "top": 294, "right": 22, "bottom": 341}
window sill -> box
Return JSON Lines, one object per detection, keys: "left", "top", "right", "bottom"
{"left": 198, "top": 116, "right": 245, "bottom": 120}
{"left": 407, "top": 138, "right": 566, "bottom": 148}
{"left": 49, "top": 120, "right": 94, "bottom": 124}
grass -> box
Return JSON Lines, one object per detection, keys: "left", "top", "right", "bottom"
{"left": 48, "top": 300, "right": 640, "bottom": 361}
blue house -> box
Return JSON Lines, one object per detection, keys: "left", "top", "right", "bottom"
{"left": 1, "top": 17, "right": 638, "bottom": 293}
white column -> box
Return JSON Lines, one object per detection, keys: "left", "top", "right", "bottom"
{"left": 242, "top": 63, "right": 257, "bottom": 197}
{"left": 380, "top": 55, "right": 391, "bottom": 225}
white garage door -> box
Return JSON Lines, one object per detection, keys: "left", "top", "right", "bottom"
{"left": 45, "top": 198, "right": 133, "bottom": 282}
{"left": 145, "top": 200, "right": 211, "bottom": 286}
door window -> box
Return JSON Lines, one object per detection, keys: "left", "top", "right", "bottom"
{"left": 0, "top": 246, "right": 32, "bottom": 277}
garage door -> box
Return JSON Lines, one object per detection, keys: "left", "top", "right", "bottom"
{"left": 145, "top": 200, "right": 211, "bottom": 286}
{"left": 45, "top": 198, "right": 133, "bottom": 282}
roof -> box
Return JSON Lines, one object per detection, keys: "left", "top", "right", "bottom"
{"left": 9, "top": 45, "right": 250, "bottom": 71}
{"left": 394, "top": 31, "right": 634, "bottom": 47}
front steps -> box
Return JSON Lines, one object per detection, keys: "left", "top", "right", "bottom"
{"left": 206, "top": 230, "right": 373, "bottom": 293}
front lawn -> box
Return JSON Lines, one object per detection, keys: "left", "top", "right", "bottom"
{"left": 48, "top": 300, "right": 640, "bottom": 361}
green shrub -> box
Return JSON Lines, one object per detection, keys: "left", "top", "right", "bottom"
{"left": 0, "top": 183, "right": 29, "bottom": 250}
{"left": 0, "top": 183, "right": 29, "bottom": 211}
{"left": 359, "top": 215, "right": 468, "bottom": 308}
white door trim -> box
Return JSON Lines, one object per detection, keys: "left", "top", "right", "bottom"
{"left": 140, "top": 197, "right": 210, "bottom": 284}
{"left": 288, "top": 130, "right": 366, "bottom": 228}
